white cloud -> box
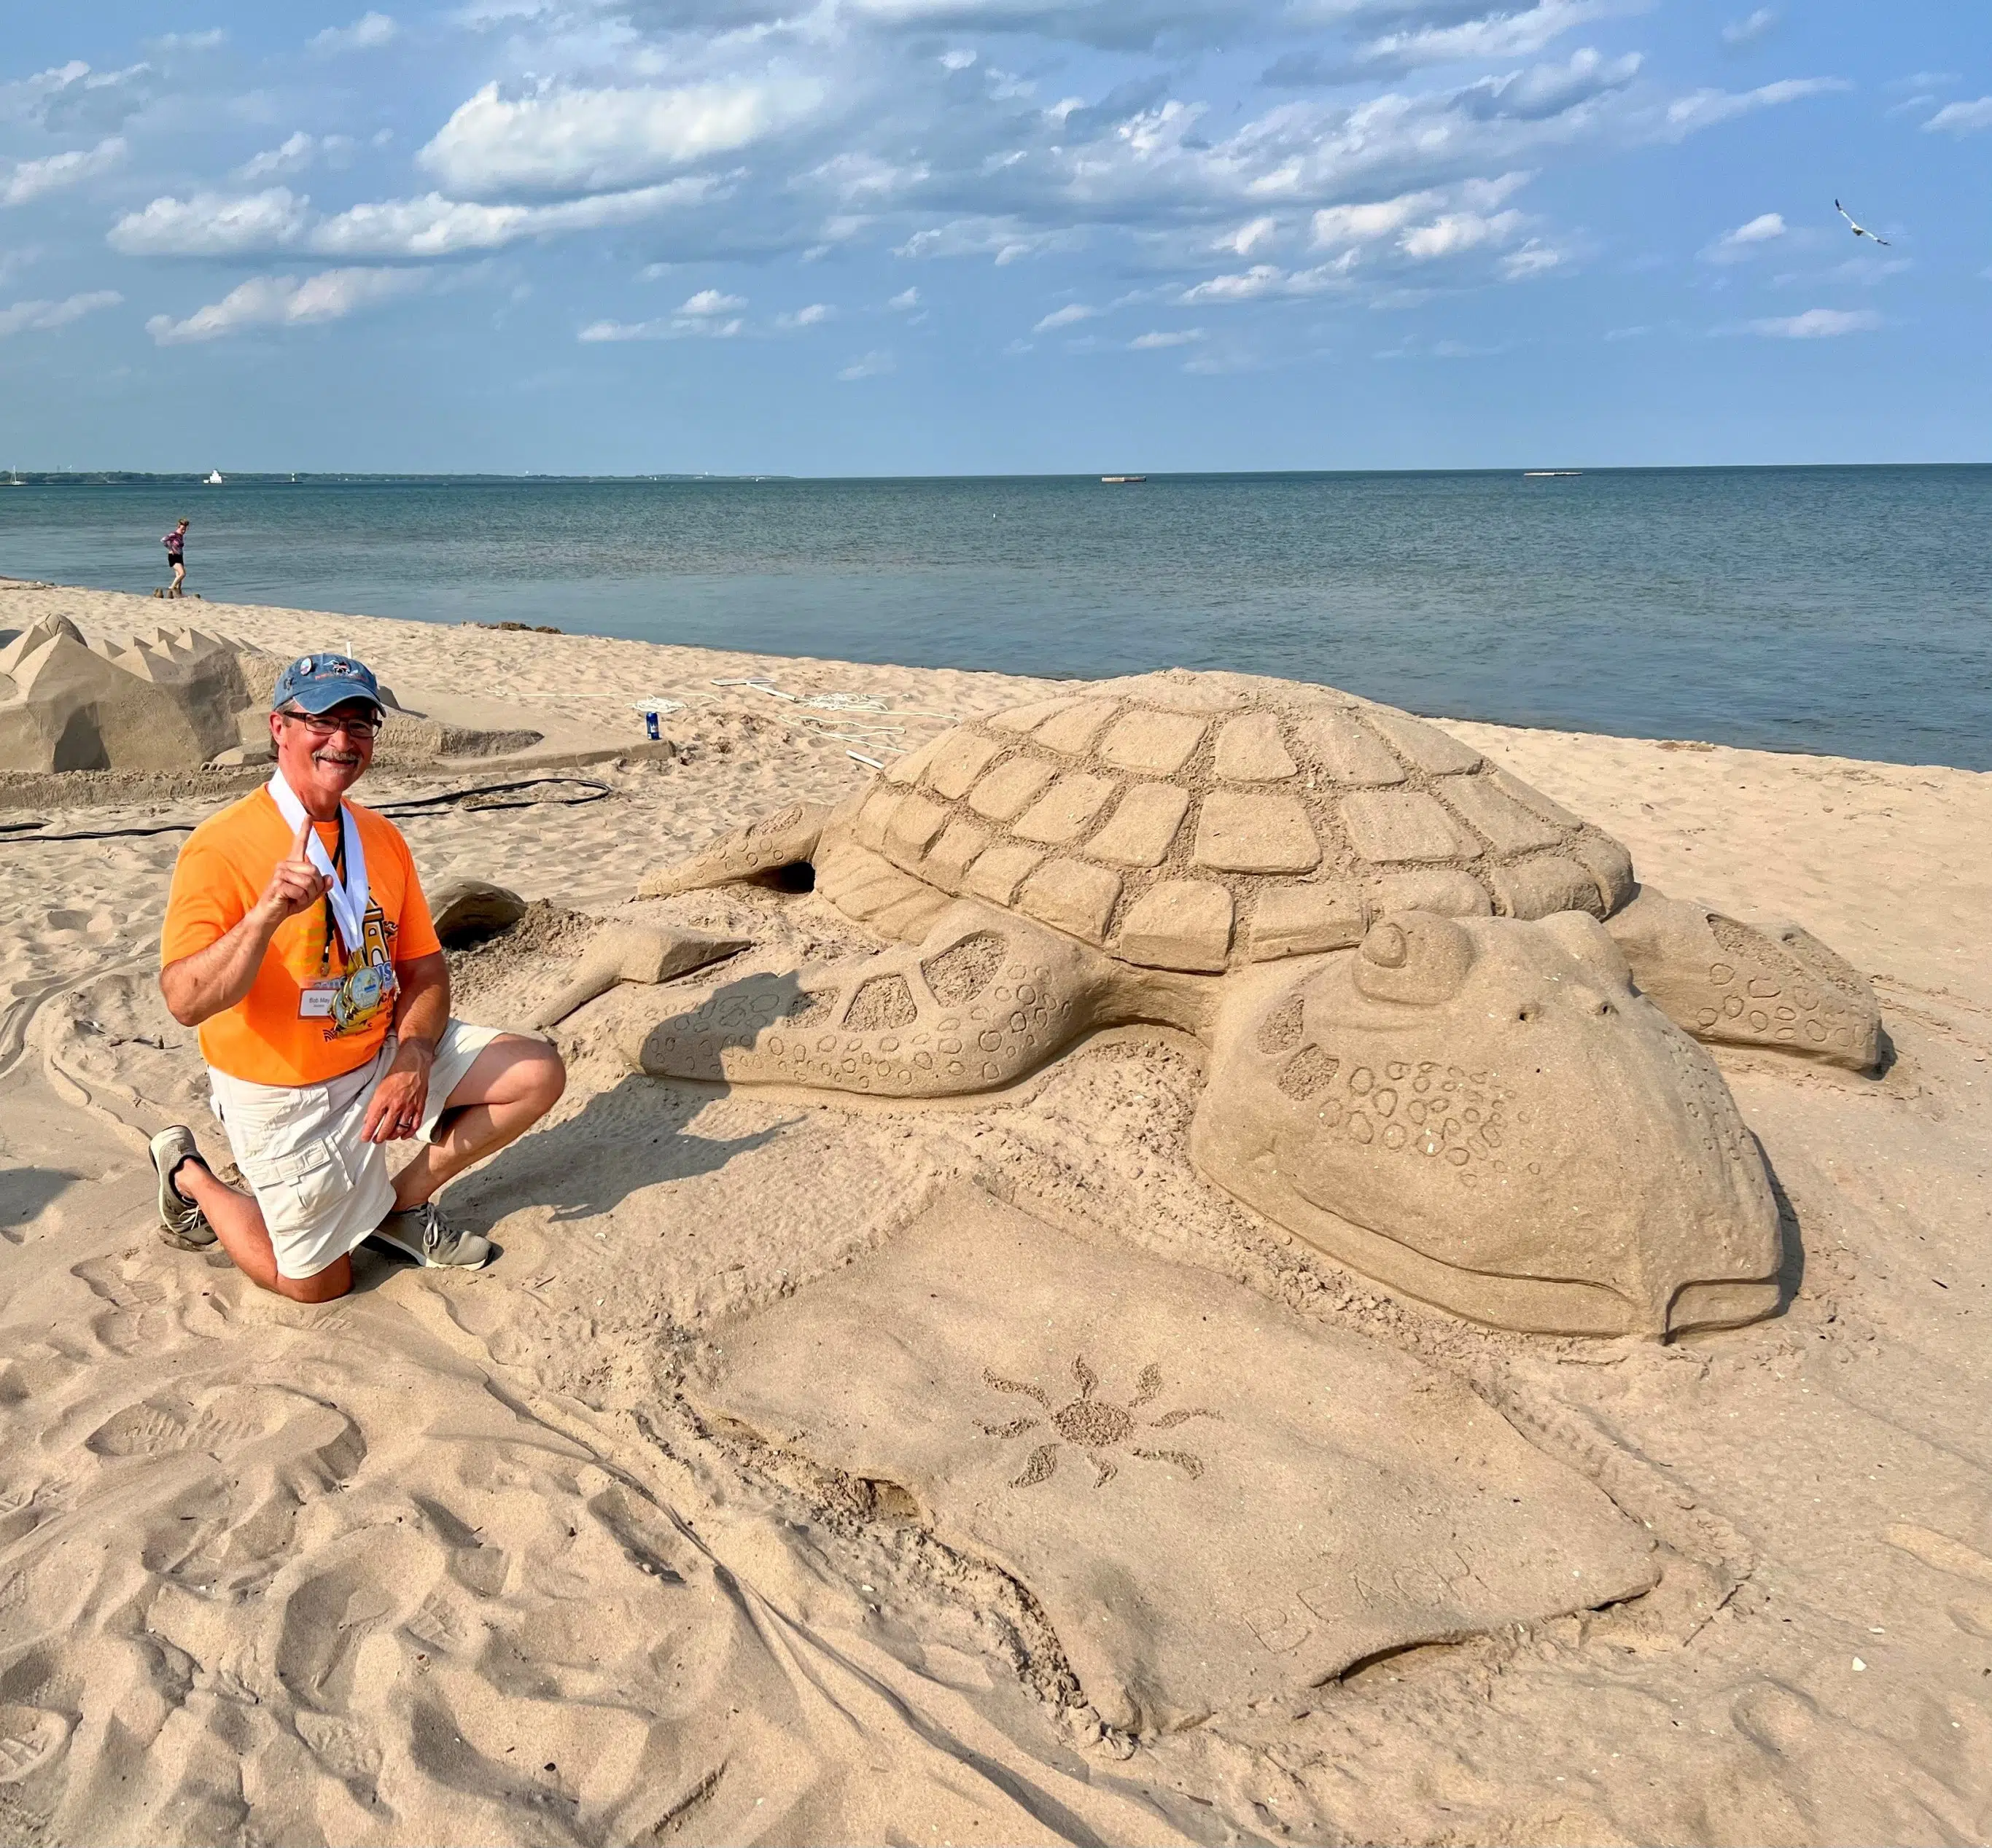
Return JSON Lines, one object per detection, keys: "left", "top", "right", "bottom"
{"left": 1179, "top": 173, "right": 1537, "bottom": 300}
{"left": 896, "top": 217, "right": 1081, "bottom": 263}
{"left": 579, "top": 313, "right": 744, "bottom": 340}
{"left": 1701, "top": 210, "right": 1786, "bottom": 262}
{"left": 1924, "top": 97, "right": 1992, "bottom": 136}
{"left": 1034, "top": 302, "right": 1100, "bottom": 332}
{"left": 1349, "top": 0, "right": 1620, "bottom": 75}
{"left": 1720, "top": 8, "right": 1778, "bottom": 47}
{"left": 1129, "top": 327, "right": 1203, "bottom": 348}
{"left": 1177, "top": 254, "right": 1358, "bottom": 303}
{"left": 236, "top": 133, "right": 319, "bottom": 182}
{"left": 808, "top": 150, "right": 930, "bottom": 204}
{"left": 1746, "top": 307, "right": 1882, "bottom": 338}
{"left": 1499, "top": 238, "right": 1563, "bottom": 278}
{"left": 0, "top": 289, "right": 121, "bottom": 338}
{"left": 1220, "top": 215, "right": 1279, "bottom": 257}
{"left": 109, "top": 188, "right": 312, "bottom": 256}
{"left": 146, "top": 268, "right": 427, "bottom": 344}
{"left": 419, "top": 79, "right": 822, "bottom": 196}
{"left": 1312, "top": 174, "right": 1527, "bottom": 249}
{"left": 310, "top": 13, "right": 399, "bottom": 54}
{"left": 235, "top": 133, "right": 355, "bottom": 182}
{"left": 1399, "top": 208, "right": 1523, "bottom": 259}
{"left": 317, "top": 182, "right": 719, "bottom": 255}
{"left": 838, "top": 349, "right": 895, "bottom": 379}
{"left": 776, "top": 302, "right": 833, "bottom": 327}
{"left": 2, "top": 136, "right": 127, "bottom": 206}
{"left": 4, "top": 62, "right": 152, "bottom": 134}
{"left": 1179, "top": 263, "right": 1287, "bottom": 303}
{"left": 109, "top": 180, "right": 718, "bottom": 260}
{"left": 680, "top": 288, "right": 747, "bottom": 315}
{"left": 1312, "top": 190, "right": 1442, "bottom": 247}
{"left": 1663, "top": 78, "right": 1848, "bottom": 137}
{"left": 887, "top": 286, "right": 921, "bottom": 309}
{"left": 149, "top": 28, "right": 228, "bottom": 52}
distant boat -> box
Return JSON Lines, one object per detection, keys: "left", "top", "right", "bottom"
{"left": 1100, "top": 474, "right": 1147, "bottom": 484}
{"left": 204, "top": 469, "right": 224, "bottom": 485}
{"left": 1522, "top": 470, "right": 1581, "bottom": 478}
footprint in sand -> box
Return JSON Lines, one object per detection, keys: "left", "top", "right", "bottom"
{"left": 1884, "top": 1522, "right": 1992, "bottom": 1586}
{"left": 0, "top": 1707, "right": 70, "bottom": 1784}
{"left": 82, "top": 1386, "right": 367, "bottom": 1505}
{"left": 293, "top": 1712, "right": 382, "bottom": 1795}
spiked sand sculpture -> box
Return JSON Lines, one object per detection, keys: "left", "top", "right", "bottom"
{"left": 0, "top": 614, "right": 274, "bottom": 773}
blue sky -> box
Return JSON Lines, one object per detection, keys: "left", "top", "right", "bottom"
{"left": 1, "top": 1, "right": 1985, "bottom": 473}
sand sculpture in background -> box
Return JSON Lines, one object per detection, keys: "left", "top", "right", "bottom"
{"left": 0, "top": 614, "right": 271, "bottom": 772}
{"left": 0, "top": 613, "right": 546, "bottom": 773}
{"left": 615, "top": 671, "right": 1887, "bottom": 1339}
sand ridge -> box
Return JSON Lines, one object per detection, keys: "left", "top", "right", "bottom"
{"left": 2, "top": 580, "right": 1990, "bottom": 1845}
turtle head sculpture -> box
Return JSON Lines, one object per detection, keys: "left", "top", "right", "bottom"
{"left": 600, "top": 670, "right": 1877, "bottom": 1338}
{"left": 1197, "top": 910, "right": 1783, "bottom": 1337}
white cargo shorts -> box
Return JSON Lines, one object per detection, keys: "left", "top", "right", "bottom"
{"left": 207, "top": 1021, "right": 503, "bottom": 1279}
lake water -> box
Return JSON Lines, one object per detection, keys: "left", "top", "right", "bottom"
{"left": 4, "top": 468, "right": 1988, "bottom": 768}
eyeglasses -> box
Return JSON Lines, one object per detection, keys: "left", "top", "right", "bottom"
{"left": 279, "top": 709, "right": 381, "bottom": 740}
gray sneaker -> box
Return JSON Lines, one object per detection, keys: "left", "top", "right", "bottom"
{"left": 370, "top": 1200, "right": 492, "bottom": 1270}
{"left": 148, "top": 1125, "right": 217, "bottom": 1251}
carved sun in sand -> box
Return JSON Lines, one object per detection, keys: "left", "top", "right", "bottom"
{"left": 979, "top": 1357, "right": 1215, "bottom": 1488}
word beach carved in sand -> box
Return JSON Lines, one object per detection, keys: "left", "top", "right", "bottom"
{"left": 624, "top": 670, "right": 1888, "bottom": 1338}
{"left": 698, "top": 1187, "right": 1662, "bottom": 1736}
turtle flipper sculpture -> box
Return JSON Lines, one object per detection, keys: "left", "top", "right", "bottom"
{"left": 1603, "top": 888, "right": 1881, "bottom": 1069}
{"left": 610, "top": 671, "right": 1880, "bottom": 1336}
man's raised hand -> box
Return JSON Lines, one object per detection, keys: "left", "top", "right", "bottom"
{"left": 259, "top": 818, "right": 330, "bottom": 926}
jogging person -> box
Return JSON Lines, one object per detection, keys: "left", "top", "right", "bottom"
{"left": 163, "top": 518, "right": 189, "bottom": 596}
{"left": 149, "top": 652, "right": 565, "bottom": 1303}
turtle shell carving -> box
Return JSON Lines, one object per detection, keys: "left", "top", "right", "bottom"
{"left": 843, "top": 670, "right": 1635, "bottom": 972}
{"left": 625, "top": 666, "right": 1884, "bottom": 1335}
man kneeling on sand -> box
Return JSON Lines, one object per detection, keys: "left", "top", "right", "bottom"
{"left": 149, "top": 652, "right": 565, "bottom": 1302}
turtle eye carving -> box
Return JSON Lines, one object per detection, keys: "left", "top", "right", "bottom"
{"left": 1355, "top": 911, "right": 1475, "bottom": 1005}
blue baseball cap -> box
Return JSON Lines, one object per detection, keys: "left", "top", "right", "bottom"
{"left": 271, "top": 652, "right": 386, "bottom": 718}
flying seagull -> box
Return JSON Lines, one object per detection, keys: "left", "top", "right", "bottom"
{"left": 1835, "top": 200, "right": 1891, "bottom": 246}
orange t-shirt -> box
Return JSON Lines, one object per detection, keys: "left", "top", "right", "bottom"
{"left": 160, "top": 787, "right": 441, "bottom": 1087}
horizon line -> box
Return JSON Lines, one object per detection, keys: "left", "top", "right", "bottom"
{"left": 6, "top": 461, "right": 1991, "bottom": 486}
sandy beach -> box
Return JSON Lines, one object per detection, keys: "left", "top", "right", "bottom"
{"left": 3, "top": 576, "right": 1989, "bottom": 1846}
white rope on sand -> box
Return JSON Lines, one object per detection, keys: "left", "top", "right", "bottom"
{"left": 709, "top": 677, "right": 959, "bottom": 725}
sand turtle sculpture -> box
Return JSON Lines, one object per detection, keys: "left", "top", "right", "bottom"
{"left": 616, "top": 671, "right": 1882, "bottom": 1339}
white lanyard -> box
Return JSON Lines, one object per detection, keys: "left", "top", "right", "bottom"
{"left": 268, "top": 769, "right": 370, "bottom": 955}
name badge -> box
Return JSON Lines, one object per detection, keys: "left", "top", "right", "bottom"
{"left": 299, "top": 980, "right": 341, "bottom": 1018}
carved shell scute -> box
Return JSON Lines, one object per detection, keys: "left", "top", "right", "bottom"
{"left": 857, "top": 669, "right": 1635, "bottom": 971}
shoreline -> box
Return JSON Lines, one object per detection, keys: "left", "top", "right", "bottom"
{"left": 5, "top": 573, "right": 1985, "bottom": 778}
